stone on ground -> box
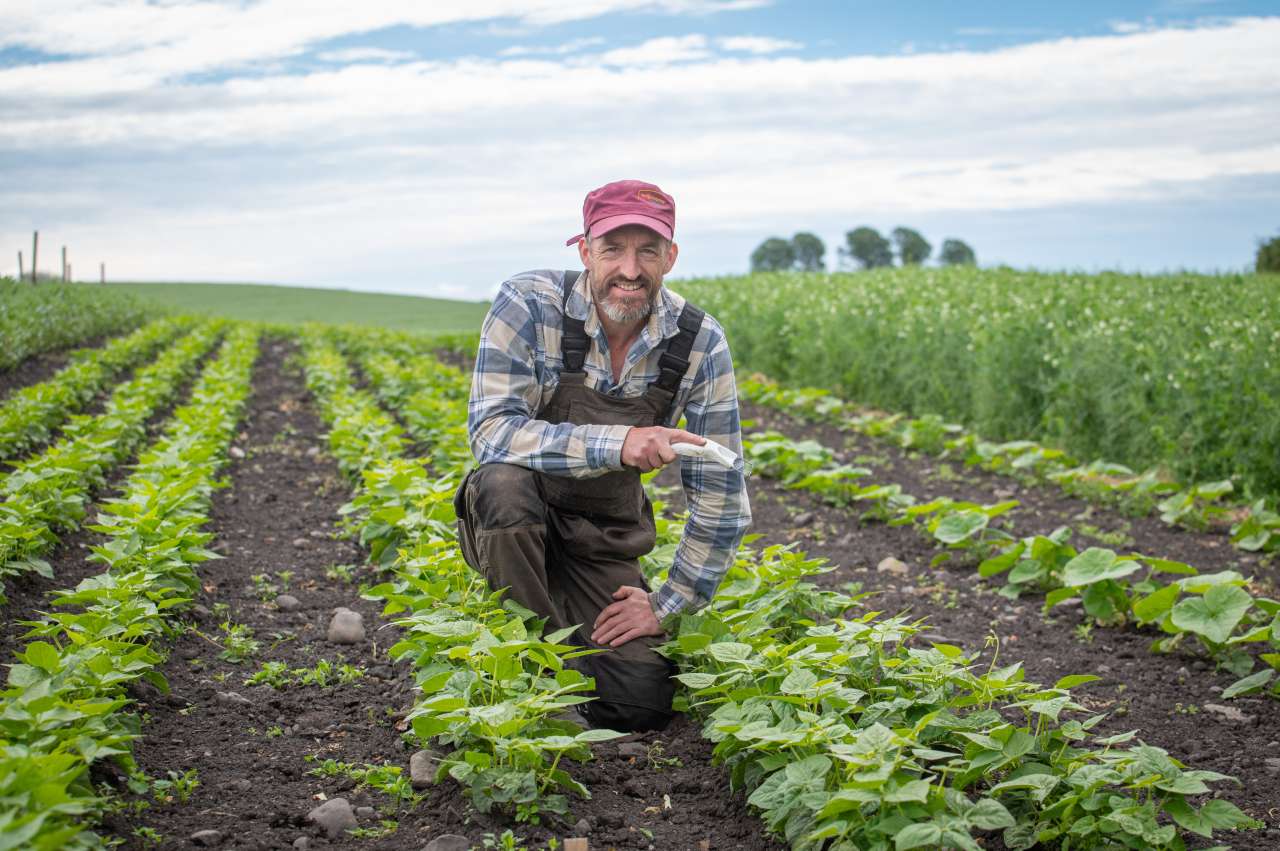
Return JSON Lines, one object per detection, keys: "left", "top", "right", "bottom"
{"left": 327, "top": 607, "right": 365, "bottom": 643}
{"left": 306, "top": 797, "right": 357, "bottom": 837}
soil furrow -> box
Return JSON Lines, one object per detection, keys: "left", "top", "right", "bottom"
{"left": 107, "top": 339, "right": 781, "bottom": 851}
{"left": 0, "top": 333, "right": 113, "bottom": 402}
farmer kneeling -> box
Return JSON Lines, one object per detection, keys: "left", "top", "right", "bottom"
{"left": 454, "top": 179, "right": 751, "bottom": 732}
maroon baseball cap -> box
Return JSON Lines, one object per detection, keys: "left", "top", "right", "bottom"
{"left": 565, "top": 179, "right": 675, "bottom": 246}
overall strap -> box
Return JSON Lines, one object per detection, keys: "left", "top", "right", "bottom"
{"left": 653, "top": 301, "right": 705, "bottom": 421}
{"left": 560, "top": 270, "right": 588, "bottom": 374}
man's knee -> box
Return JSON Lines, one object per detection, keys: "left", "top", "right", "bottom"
{"left": 467, "top": 463, "right": 543, "bottom": 529}
{"left": 579, "top": 642, "right": 676, "bottom": 733}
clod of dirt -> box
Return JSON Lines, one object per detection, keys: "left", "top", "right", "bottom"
{"left": 573, "top": 818, "right": 591, "bottom": 835}
{"left": 1203, "top": 703, "right": 1257, "bottom": 724}
{"left": 422, "top": 836, "right": 472, "bottom": 851}
{"left": 275, "top": 593, "right": 301, "bottom": 611}
{"left": 306, "top": 797, "right": 357, "bottom": 837}
{"left": 792, "top": 511, "right": 815, "bottom": 527}
{"left": 876, "top": 556, "right": 908, "bottom": 575}
{"left": 214, "top": 691, "right": 252, "bottom": 708}
{"left": 190, "top": 829, "right": 223, "bottom": 846}
{"left": 618, "top": 742, "right": 648, "bottom": 758}
{"left": 327, "top": 607, "right": 365, "bottom": 643}
{"left": 293, "top": 836, "right": 310, "bottom": 850}
{"left": 409, "top": 749, "right": 439, "bottom": 789}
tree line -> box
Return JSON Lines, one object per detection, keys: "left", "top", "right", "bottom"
{"left": 751, "top": 227, "right": 975, "bottom": 273}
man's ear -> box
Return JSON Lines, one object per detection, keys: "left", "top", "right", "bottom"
{"left": 578, "top": 236, "right": 590, "bottom": 267}
{"left": 665, "top": 241, "right": 679, "bottom": 274}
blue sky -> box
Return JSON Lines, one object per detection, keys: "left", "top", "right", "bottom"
{"left": 1, "top": 1, "right": 1277, "bottom": 299}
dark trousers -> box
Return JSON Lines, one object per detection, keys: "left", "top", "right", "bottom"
{"left": 454, "top": 463, "right": 676, "bottom": 732}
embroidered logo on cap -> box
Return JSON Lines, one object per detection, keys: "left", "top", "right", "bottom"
{"left": 636, "top": 188, "right": 669, "bottom": 207}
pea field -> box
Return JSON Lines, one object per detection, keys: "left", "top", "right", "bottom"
{"left": 0, "top": 272, "right": 1277, "bottom": 851}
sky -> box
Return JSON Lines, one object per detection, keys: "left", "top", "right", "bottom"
{"left": 1, "top": 1, "right": 1278, "bottom": 300}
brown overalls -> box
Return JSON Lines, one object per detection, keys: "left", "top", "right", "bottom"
{"left": 455, "top": 271, "right": 704, "bottom": 732}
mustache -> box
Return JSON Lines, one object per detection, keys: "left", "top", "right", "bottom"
{"left": 604, "top": 275, "right": 653, "bottom": 289}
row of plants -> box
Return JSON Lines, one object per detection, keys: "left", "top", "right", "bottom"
{"left": 0, "top": 325, "right": 260, "bottom": 849}
{"left": 0, "top": 316, "right": 190, "bottom": 460}
{"left": 742, "top": 427, "right": 1280, "bottom": 699}
{"left": 678, "top": 267, "right": 1280, "bottom": 496}
{"left": 0, "top": 280, "right": 155, "bottom": 371}
{"left": 651, "top": 530, "right": 1259, "bottom": 849}
{"left": 0, "top": 322, "right": 225, "bottom": 598}
{"left": 740, "top": 374, "right": 1280, "bottom": 554}
{"left": 375, "top": 332, "right": 1259, "bottom": 849}
{"left": 297, "top": 328, "right": 621, "bottom": 824}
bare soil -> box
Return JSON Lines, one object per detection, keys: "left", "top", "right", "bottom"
{"left": 0, "top": 334, "right": 111, "bottom": 401}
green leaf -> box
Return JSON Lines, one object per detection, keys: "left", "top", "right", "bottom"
{"left": 979, "top": 547, "right": 1022, "bottom": 578}
{"left": 969, "top": 798, "right": 1016, "bottom": 830}
{"left": 1165, "top": 797, "right": 1261, "bottom": 838}
{"left": 574, "top": 728, "right": 624, "bottom": 743}
{"left": 674, "top": 672, "right": 718, "bottom": 690}
{"left": 884, "top": 779, "right": 931, "bottom": 803}
{"left": 1053, "top": 674, "right": 1100, "bottom": 690}
{"left": 1132, "top": 584, "right": 1179, "bottom": 624}
{"left": 1222, "top": 669, "right": 1273, "bottom": 699}
{"left": 1061, "top": 548, "right": 1139, "bottom": 587}
{"left": 22, "top": 641, "right": 61, "bottom": 672}
{"left": 1170, "top": 585, "right": 1253, "bottom": 645}
{"left": 894, "top": 822, "right": 942, "bottom": 850}
{"left": 935, "top": 512, "right": 988, "bottom": 544}
{"left": 780, "top": 667, "right": 818, "bottom": 694}
{"left": 707, "top": 642, "right": 754, "bottom": 663}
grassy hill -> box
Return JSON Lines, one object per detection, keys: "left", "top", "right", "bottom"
{"left": 88, "top": 282, "right": 489, "bottom": 334}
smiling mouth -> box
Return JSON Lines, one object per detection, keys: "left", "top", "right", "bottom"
{"left": 611, "top": 281, "right": 646, "bottom": 293}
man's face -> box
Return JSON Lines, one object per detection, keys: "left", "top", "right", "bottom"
{"left": 578, "top": 224, "right": 678, "bottom": 326}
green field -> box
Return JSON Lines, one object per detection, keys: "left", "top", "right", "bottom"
{"left": 86, "top": 281, "right": 489, "bottom": 334}
{"left": 679, "top": 267, "right": 1280, "bottom": 498}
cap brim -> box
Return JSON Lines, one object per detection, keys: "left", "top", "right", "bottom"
{"left": 567, "top": 213, "right": 673, "bottom": 246}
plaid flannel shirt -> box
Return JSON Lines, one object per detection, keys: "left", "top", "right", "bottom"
{"left": 467, "top": 268, "right": 752, "bottom": 618}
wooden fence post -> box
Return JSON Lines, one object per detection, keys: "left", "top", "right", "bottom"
{"left": 61, "top": 246, "right": 67, "bottom": 283}
{"left": 67, "top": 263, "right": 72, "bottom": 282}
{"left": 17, "top": 251, "right": 23, "bottom": 281}
{"left": 100, "top": 262, "right": 106, "bottom": 285}
{"left": 31, "top": 231, "right": 38, "bottom": 284}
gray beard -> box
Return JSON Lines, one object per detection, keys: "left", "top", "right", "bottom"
{"left": 598, "top": 295, "right": 654, "bottom": 324}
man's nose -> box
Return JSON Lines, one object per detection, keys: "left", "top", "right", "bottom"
{"left": 619, "top": 249, "right": 642, "bottom": 279}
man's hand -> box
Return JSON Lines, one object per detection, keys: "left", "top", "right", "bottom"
{"left": 620, "top": 426, "right": 705, "bottom": 473}
{"left": 591, "top": 586, "right": 663, "bottom": 647}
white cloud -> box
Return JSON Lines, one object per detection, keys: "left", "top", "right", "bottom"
{"left": 715, "top": 35, "right": 801, "bottom": 53}
{"left": 589, "top": 34, "right": 711, "bottom": 66}
{"left": 315, "top": 47, "right": 416, "bottom": 64}
{"left": 500, "top": 37, "right": 606, "bottom": 56}
{"left": 1, "top": 15, "right": 1277, "bottom": 290}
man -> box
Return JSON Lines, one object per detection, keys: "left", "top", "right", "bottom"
{"left": 454, "top": 179, "right": 751, "bottom": 732}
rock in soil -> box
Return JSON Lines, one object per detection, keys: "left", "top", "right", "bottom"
{"left": 214, "top": 691, "right": 252, "bottom": 708}
{"left": 617, "top": 741, "right": 648, "bottom": 758}
{"left": 1203, "top": 703, "right": 1256, "bottom": 724}
{"left": 792, "top": 511, "right": 815, "bottom": 527}
{"left": 327, "top": 607, "right": 365, "bottom": 643}
{"left": 410, "top": 749, "right": 438, "bottom": 789}
{"left": 422, "top": 836, "right": 472, "bottom": 851}
{"left": 306, "top": 797, "right": 357, "bottom": 838}
{"left": 876, "top": 556, "right": 909, "bottom": 576}
{"left": 275, "top": 593, "right": 301, "bottom": 611}
{"left": 190, "top": 829, "right": 223, "bottom": 846}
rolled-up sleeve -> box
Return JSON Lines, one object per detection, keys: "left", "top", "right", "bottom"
{"left": 467, "top": 278, "right": 630, "bottom": 477}
{"left": 650, "top": 332, "right": 752, "bottom": 617}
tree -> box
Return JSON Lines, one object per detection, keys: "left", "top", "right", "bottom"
{"left": 1257, "top": 233, "right": 1280, "bottom": 273}
{"left": 842, "top": 227, "right": 893, "bottom": 270}
{"left": 940, "top": 238, "right": 977, "bottom": 266}
{"left": 891, "top": 227, "right": 931, "bottom": 266}
{"left": 750, "top": 237, "right": 796, "bottom": 272}
{"left": 790, "top": 232, "right": 825, "bottom": 271}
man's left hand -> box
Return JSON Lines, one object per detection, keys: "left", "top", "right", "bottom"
{"left": 591, "top": 586, "right": 662, "bottom": 647}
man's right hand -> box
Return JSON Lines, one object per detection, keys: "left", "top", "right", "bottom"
{"left": 620, "top": 427, "right": 705, "bottom": 473}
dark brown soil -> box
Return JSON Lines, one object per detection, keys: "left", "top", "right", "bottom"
{"left": 0, "top": 334, "right": 111, "bottom": 402}
{"left": 103, "top": 340, "right": 783, "bottom": 851}
{"left": 732, "top": 401, "right": 1280, "bottom": 848}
